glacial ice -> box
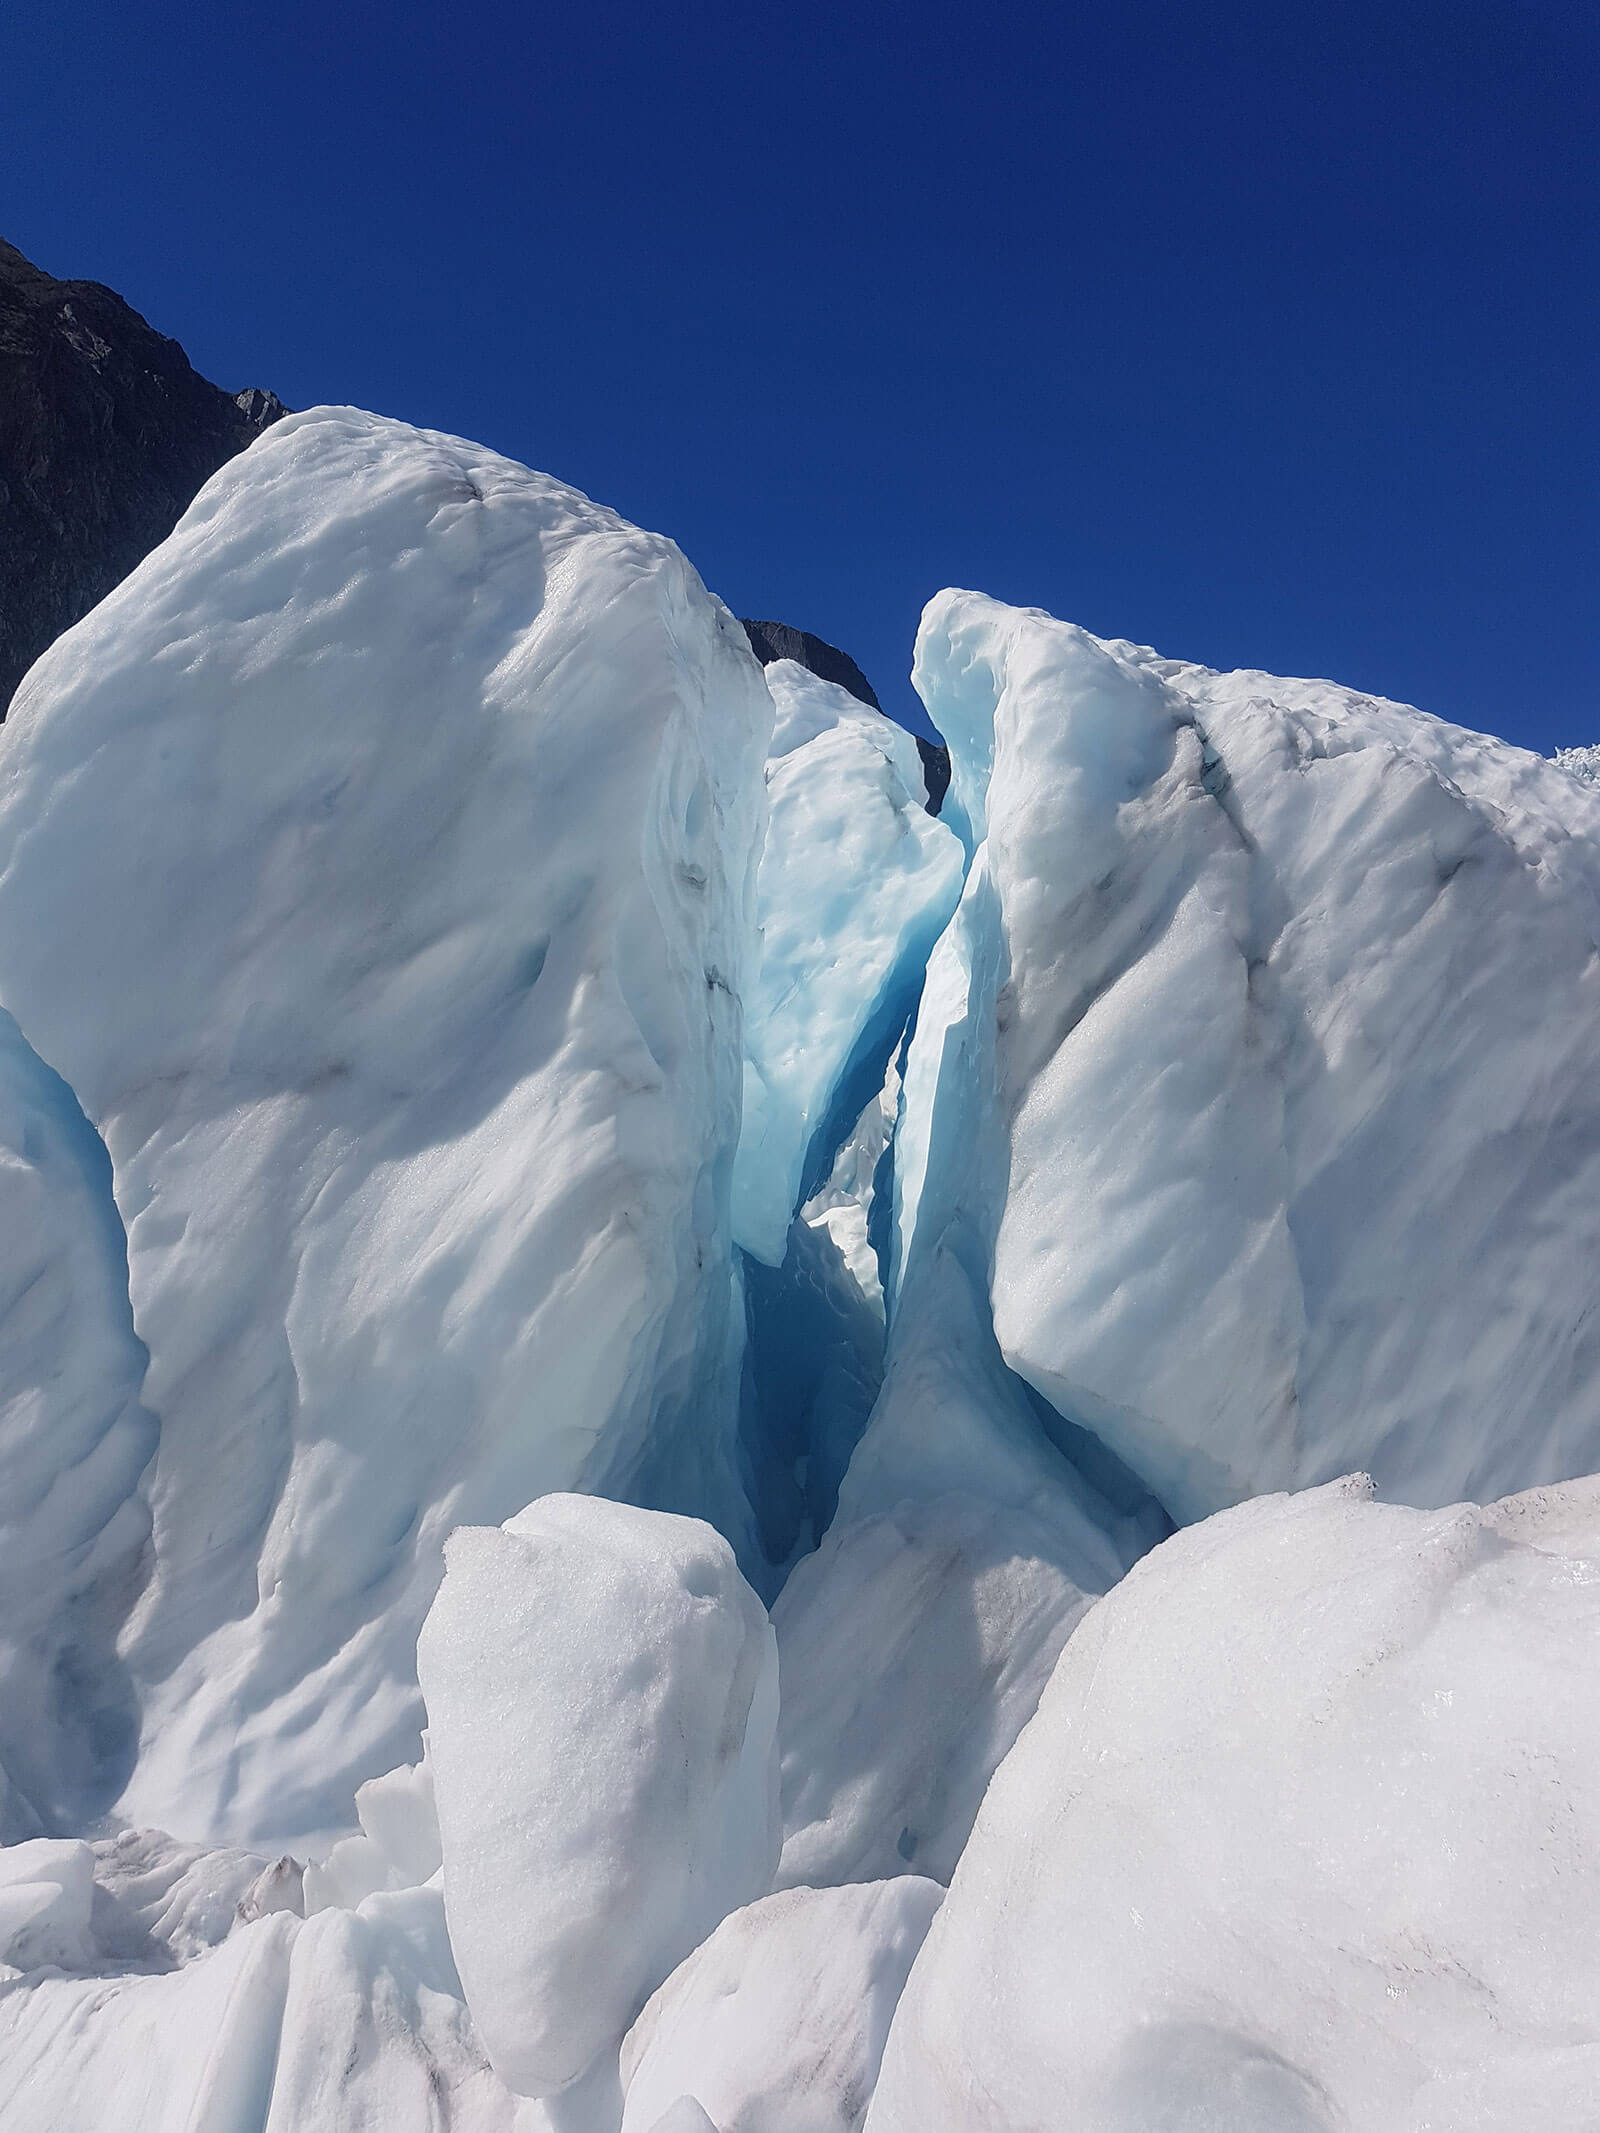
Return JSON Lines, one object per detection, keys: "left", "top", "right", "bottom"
{"left": 0, "top": 1874, "right": 519, "bottom": 2133}
{"left": 867, "top": 1474, "right": 1600, "bottom": 2133}
{"left": 0, "top": 1008, "right": 155, "bottom": 1838}
{"left": 0, "top": 408, "right": 772, "bottom": 1847}
{"left": 417, "top": 1494, "right": 779, "bottom": 2100}
{"left": 912, "top": 590, "right": 1600, "bottom": 1523}
{"left": 619, "top": 1878, "right": 943, "bottom": 2133}
{"left": 733, "top": 660, "right": 963, "bottom": 1267}
{"left": 771, "top": 1493, "right": 1102, "bottom": 1886}
{"left": 2, "top": 409, "right": 1600, "bottom": 2133}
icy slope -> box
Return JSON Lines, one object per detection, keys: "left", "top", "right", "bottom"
{"left": 867, "top": 1474, "right": 1600, "bottom": 2133}
{"left": 0, "top": 408, "right": 772, "bottom": 1846}
{"left": 733, "top": 659, "right": 962, "bottom": 1265}
{"left": 0, "top": 1008, "right": 155, "bottom": 1838}
{"left": 910, "top": 591, "right": 1600, "bottom": 1522}
{"left": 619, "top": 1878, "right": 943, "bottom": 2133}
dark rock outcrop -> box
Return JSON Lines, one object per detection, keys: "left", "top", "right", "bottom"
{"left": 0, "top": 237, "right": 286, "bottom": 715}
{"left": 740, "top": 618, "right": 885, "bottom": 712}
{"left": 740, "top": 617, "right": 951, "bottom": 816}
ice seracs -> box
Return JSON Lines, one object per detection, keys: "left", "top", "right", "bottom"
{"left": 0, "top": 407, "right": 772, "bottom": 1847}
{"left": 910, "top": 589, "right": 1600, "bottom": 1523}
{"left": 733, "top": 659, "right": 963, "bottom": 1267}
{"left": 4, "top": 417, "right": 1600, "bottom": 2133}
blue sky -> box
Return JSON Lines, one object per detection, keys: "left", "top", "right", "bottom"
{"left": 4, "top": 0, "right": 1594, "bottom": 747}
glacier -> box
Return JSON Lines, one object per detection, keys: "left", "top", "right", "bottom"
{"left": 2, "top": 411, "right": 1600, "bottom": 2130}
{"left": 0, "top": 408, "right": 771, "bottom": 1847}
{"left": 0, "top": 1008, "right": 155, "bottom": 1841}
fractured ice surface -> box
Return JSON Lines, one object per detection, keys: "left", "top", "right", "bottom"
{"left": 912, "top": 590, "right": 1600, "bottom": 1523}
{"left": 0, "top": 1876, "right": 518, "bottom": 2133}
{"left": 867, "top": 1474, "right": 1600, "bottom": 2133}
{"left": 733, "top": 660, "right": 962, "bottom": 1266}
{"left": 0, "top": 408, "right": 771, "bottom": 1846}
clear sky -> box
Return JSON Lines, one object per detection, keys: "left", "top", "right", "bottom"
{"left": 4, "top": 0, "right": 1594, "bottom": 748}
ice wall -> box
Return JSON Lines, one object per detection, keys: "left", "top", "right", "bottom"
{"left": 0, "top": 1009, "right": 155, "bottom": 1837}
{"left": 733, "top": 660, "right": 962, "bottom": 1266}
{"left": 0, "top": 409, "right": 772, "bottom": 1846}
{"left": 909, "top": 590, "right": 1600, "bottom": 1523}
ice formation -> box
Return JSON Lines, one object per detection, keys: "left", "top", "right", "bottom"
{"left": 417, "top": 1494, "right": 779, "bottom": 2099}
{"left": 3, "top": 415, "right": 1600, "bottom": 2129}
{"left": 732, "top": 658, "right": 962, "bottom": 1266}
{"left": 0, "top": 1009, "right": 155, "bottom": 1840}
{"left": 868, "top": 1474, "right": 1600, "bottom": 2131}
{"left": 912, "top": 591, "right": 1600, "bottom": 1524}
{"left": 619, "top": 1878, "right": 943, "bottom": 2132}
{"left": 0, "top": 408, "right": 771, "bottom": 1846}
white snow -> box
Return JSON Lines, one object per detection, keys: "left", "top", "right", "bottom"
{"left": 868, "top": 1473, "right": 1600, "bottom": 2133}
{"left": 620, "top": 1878, "right": 942, "bottom": 2133}
{"left": 0, "top": 408, "right": 772, "bottom": 1848}
{"left": 417, "top": 1494, "right": 779, "bottom": 2100}
{"left": 733, "top": 661, "right": 963, "bottom": 1266}
{"left": 0, "top": 1838, "right": 96, "bottom": 1973}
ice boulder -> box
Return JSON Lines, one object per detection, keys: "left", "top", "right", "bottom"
{"left": 417, "top": 1494, "right": 780, "bottom": 2099}
{"left": 867, "top": 1474, "right": 1600, "bottom": 2133}
{"left": 908, "top": 590, "right": 1600, "bottom": 1522}
{"left": 0, "top": 408, "right": 772, "bottom": 1845}
{"left": 733, "top": 660, "right": 963, "bottom": 1266}
{"left": 620, "top": 1878, "right": 943, "bottom": 2133}
{"left": 0, "top": 1007, "right": 155, "bottom": 1838}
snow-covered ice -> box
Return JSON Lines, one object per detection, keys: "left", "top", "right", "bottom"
{"left": 868, "top": 1473, "right": 1600, "bottom": 2133}
{"left": 0, "top": 408, "right": 771, "bottom": 1846}
{"left": 0, "top": 1878, "right": 520, "bottom": 2133}
{"left": 417, "top": 1494, "right": 779, "bottom": 2100}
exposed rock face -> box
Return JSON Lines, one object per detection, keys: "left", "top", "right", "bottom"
{"left": 741, "top": 619, "right": 884, "bottom": 711}
{"left": 0, "top": 238, "right": 285, "bottom": 715}
{"left": 741, "top": 617, "right": 951, "bottom": 815}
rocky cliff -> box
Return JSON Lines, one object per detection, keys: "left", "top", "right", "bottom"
{"left": 0, "top": 237, "right": 285, "bottom": 715}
